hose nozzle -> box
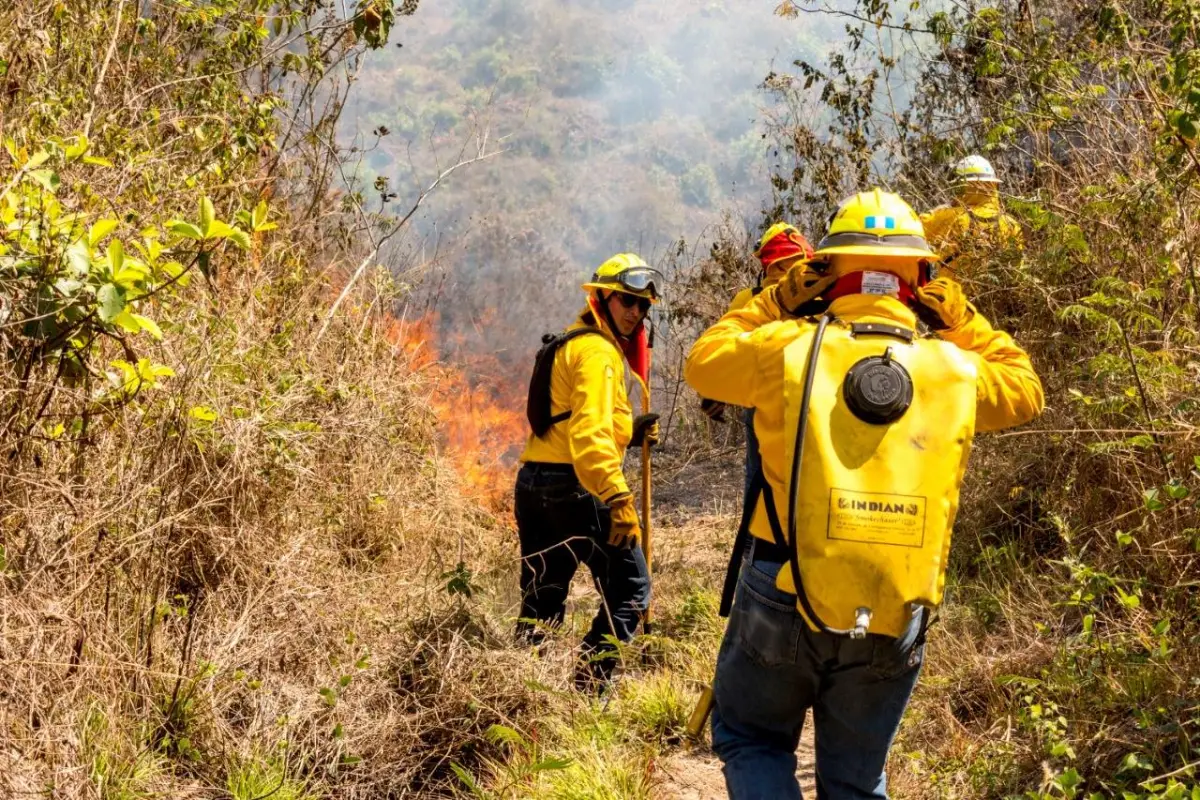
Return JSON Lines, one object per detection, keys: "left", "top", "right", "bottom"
{"left": 850, "top": 607, "right": 873, "bottom": 639}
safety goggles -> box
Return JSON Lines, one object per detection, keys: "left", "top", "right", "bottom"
{"left": 816, "top": 232, "right": 932, "bottom": 251}
{"left": 613, "top": 292, "right": 652, "bottom": 313}
{"left": 590, "top": 267, "right": 664, "bottom": 300}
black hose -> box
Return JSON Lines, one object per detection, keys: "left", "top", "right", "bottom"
{"left": 785, "top": 313, "right": 861, "bottom": 637}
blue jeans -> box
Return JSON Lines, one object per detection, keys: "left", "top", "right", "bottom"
{"left": 711, "top": 554, "right": 925, "bottom": 799}
{"left": 513, "top": 463, "right": 651, "bottom": 679}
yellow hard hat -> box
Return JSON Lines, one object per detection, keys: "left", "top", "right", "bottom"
{"left": 812, "top": 189, "right": 935, "bottom": 260}
{"left": 581, "top": 253, "right": 664, "bottom": 302}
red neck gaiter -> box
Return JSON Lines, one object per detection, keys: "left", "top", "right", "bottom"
{"left": 823, "top": 271, "right": 917, "bottom": 306}
{"left": 757, "top": 230, "right": 814, "bottom": 270}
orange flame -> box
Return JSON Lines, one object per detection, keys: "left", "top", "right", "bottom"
{"left": 387, "top": 313, "right": 525, "bottom": 511}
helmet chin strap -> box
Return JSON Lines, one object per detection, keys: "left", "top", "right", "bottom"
{"left": 595, "top": 289, "right": 634, "bottom": 341}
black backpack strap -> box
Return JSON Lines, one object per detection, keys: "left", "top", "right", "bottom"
{"left": 547, "top": 327, "right": 606, "bottom": 424}
{"left": 719, "top": 467, "right": 765, "bottom": 617}
{"left": 528, "top": 327, "right": 604, "bottom": 438}
{"left": 719, "top": 467, "right": 792, "bottom": 617}
{"left": 760, "top": 479, "right": 788, "bottom": 549}
{"left": 562, "top": 327, "right": 600, "bottom": 344}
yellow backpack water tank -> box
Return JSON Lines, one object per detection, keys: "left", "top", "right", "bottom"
{"left": 771, "top": 316, "right": 979, "bottom": 638}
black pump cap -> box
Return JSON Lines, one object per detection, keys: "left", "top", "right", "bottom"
{"left": 843, "top": 348, "right": 913, "bottom": 425}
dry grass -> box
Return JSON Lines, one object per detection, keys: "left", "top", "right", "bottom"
{"left": 0, "top": 4, "right": 556, "bottom": 795}
{"left": 0, "top": 247, "right": 543, "bottom": 797}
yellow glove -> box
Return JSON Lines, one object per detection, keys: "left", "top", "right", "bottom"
{"left": 914, "top": 277, "right": 972, "bottom": 332}
{"left": 772, "top": 262, "right": 837, "bottom": 316}
{"left": 606, "top": 493, "right": 642, "bottom": 550}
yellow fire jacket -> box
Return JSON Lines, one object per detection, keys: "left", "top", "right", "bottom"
{"left": 520, "top": 308, "right": 634, "bottom": 502}
{"left": 920, "top": 192, "right": 1023, "bottom": 280}
{"left": 683, "top": 289, "right": 1044, "bottom": 545}
{"left": 706, "top": 270, "right": 784, "bottom": 414}
{"left": 727, "top": 263, "right": 787, "bottom": 313}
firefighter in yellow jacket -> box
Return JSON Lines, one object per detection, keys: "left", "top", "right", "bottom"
{"left": 685, "top": 190, "right": 1043, "bottom": 798}
{"left": 517, "top": 253, "right": 662, "bottom": 691}
{"left": 701, "top": 223, "right": 815, "bottom": 423}
{"left": 921, "top": 154, "right": 1023, "bottom": 283}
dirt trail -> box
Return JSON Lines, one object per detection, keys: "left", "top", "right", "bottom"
{"left": 657, "top": 714, "right": 816, "bottom": 799}
{"left": 648, "top": 486, "right": 819, "bottom": 800}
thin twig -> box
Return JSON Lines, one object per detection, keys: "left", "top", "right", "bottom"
{"left": 83, "top": 0, "right": 126, "bottom": 138}
{"left": 315, "top": 134, "right": 502, "bottom": 343}
{"left": 1139, "top": 759, "right": 1199, "bottom": 787}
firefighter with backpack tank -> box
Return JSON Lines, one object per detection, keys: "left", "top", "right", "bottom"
{"left": 920, "top": 154, "right": 1024, "bottom": 284}
{"left": 516, "top": 253, "right": 662, "bottom": 692}
{"left": 684, "top": 189, "right": 1043, "bottom": 799}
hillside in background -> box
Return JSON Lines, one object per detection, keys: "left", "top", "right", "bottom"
{"left": 343, "top": 0, "right": 841, "bottom": 360}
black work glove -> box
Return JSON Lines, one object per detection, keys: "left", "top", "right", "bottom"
{"left": 771, "top": 262, "right": 837, "bottom": 317}
{"left": 629, "top": 413, "right": 660, "bottom": 448}
{"left": 913, "top": 277, "right": 972, "bottom": 332}
{"left": 699, "top": 398, "right": 727, "bottom": 423}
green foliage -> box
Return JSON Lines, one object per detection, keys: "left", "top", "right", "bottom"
{"left": 452, "top": 724, "right": 575, "bottom": 799}
{"left": 83, "top": 705, "right": 167, "bottom": 800}
{"left": 620, "top": 675, "right": 690, "bottom": 741}
{"left": 672, "top": 588, "right": 721, "bottom": 637}
{"left": 756, "top": 0, "right": 1200, "bottom": 795}
{"left": 0, "top": 2, "right": 434, "bottom": 797}
{"left": 1, "top": 143, "right": 254, "bottom": 422}
{"left": 227, "top": 753, "right": 313, "bottom": 800}
{"left": 440, "top": 560, "right": 480, "bottom": 598}
{"left": 460, "top": 713, "right": 654, "bottom": 800}
{"left": 0, "top": 0, "right": 414, "bottom": 457}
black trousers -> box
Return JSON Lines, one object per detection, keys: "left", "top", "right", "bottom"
{"left": 513, "top": 462, "right": 651, "bottom": 671}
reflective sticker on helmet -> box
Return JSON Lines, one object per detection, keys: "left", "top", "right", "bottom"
{"left": 860, "top": 271, "right": 901, "bottom": 296}
{"left": 864, "top": 215, "right": 897, "bottom": 230}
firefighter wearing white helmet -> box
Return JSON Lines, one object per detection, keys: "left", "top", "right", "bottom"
{"left": 921, "top": 154, "right": 1023, "bottom": 283}
{"left": 954, "top": 154, "right": 1001, "bottom": 183}
{"left": 685, "top": 189, "right": 1043, "bottom": 798}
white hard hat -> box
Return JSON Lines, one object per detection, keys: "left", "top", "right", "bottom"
{"left": 954, "top": 154, "right": 1000, "bottom": 183}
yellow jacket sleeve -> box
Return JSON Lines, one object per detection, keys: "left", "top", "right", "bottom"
{"left": 999, "top": 213, "right": 1025, "bottom": 254}
{"left": 727, "top": 287, "right": 756, "bottom": 313}
{"left": 684, "top": 288, "right": 788, "bottom": 408}
{"left": 921, "top": 206, "right": 966, "bottom": 259}
{"left": 694, "top": 287, "right": 768, "bottom": 407}
{"left": 940, "top": 308, "right": 1044, "bottom": 432}
{"left": 566, "top": 347, "right": 630, "bottom": 501}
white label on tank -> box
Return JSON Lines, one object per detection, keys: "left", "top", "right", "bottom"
{"left": 860, "top": 271, "right": 900, "bottom": 296}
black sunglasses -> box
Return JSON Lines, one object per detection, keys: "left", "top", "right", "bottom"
{"left": 613, "top": 292, "right": 652, "bottom": 313}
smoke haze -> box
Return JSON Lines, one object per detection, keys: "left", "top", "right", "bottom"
{"left": 345, "top": 0, "right": 840, "bottom": 358}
